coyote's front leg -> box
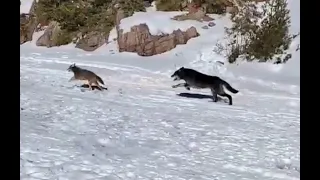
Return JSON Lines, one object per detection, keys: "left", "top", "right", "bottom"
{"left": 88, "top": 84, "right": 93, "bottom": 91}
{"left": 68, "top": 76, "right": 76, "bottom": 82}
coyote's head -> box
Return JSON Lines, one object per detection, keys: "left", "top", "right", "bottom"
{"left": 67, "top": 63, "right": 78, "bottom": 72}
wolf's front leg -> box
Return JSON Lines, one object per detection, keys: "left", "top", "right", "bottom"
{"left": 211, "top": 88, "right": 218, "bottom": 102}
{"left": 68, "top": 76, "right": 76, "bottom": 82}
{"left": 172, "top": 83, "right": 187, "bottom": 88}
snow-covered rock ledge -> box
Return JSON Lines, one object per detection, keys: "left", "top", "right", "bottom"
{"left": 116, "top": 11, "right": 206, "bottom": 56}
{"left": 118, "top": 24, "right": 199, "bottom": 56}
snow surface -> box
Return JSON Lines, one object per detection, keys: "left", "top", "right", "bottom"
{"left": 20, "top": 0, "right": 300, "bottom": 179}
{"left": 20, "top": 0, "right": 34, "bottom": 14}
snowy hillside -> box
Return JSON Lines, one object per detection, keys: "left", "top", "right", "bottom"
{"left": 20, "top": 0, "right": 300, "bottom": 179}
{"left": 20, "top": 0, "right": 34, "bottom": 14}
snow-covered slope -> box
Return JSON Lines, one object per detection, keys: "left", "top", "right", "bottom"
{"left": 20, "top": 0, "right": 300, "bottom": 179}
{"left": 20, "top": 0, "right": 34, "bottom": 14}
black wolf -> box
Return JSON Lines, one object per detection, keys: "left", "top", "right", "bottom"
{"left": 171, "top": 67, "right": 239, "bottom": 105}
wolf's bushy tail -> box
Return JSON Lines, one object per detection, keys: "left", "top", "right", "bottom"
{"left": 96, "top": 75, "right": 105, "bottom": 85}
{"left": 223, "top": 81, "right": 239, "bottom": 94}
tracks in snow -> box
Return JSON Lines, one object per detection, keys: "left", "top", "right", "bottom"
{"left": 20, "top": 55, "right": 300, "bottom": 180}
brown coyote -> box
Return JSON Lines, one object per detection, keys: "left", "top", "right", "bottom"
{"left": 67, "top": 63, "right": 106, "bottom": 91}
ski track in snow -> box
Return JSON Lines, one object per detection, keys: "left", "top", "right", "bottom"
{"left": 20, "top": 51, "right": 299, "bottom": 180}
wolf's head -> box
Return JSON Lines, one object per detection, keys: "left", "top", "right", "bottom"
{"left": 171, "top": 67, "right": 186, "bottom": 81}
{"left": 67, "top": 63, "right": 78, "bottom": 72}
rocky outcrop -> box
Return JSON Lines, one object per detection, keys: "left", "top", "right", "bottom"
{"left": 20, "top": 0, "right": 38, "bottom": 44}
{"left": 172, "top": 4, "right": 214, "bottom": 22}
{"left": 36, "top": 22, "right": 107, "bottom": 51}
{"left": 114, "top": 5, "right": 200, "bottom": 56}
{"left": 75, "top": 31, "right": 107, "bottom": 51}
{"left": 32, "top": 0, "right": 120, "bottom": 50}
{"left": 36, "top": 23, "right": 108, "bottom": 50}
{"left": 36, "top": 21, "right": 62, "bottom": 47}
{"left": 115, "top": 8, "right": 126, "bottom": 33}
{"left": 117, "top": 24, "right": 199, "bottom": 56}
{"left": 20, "top": 14, "right": 37, "bottom": 44}
{"left": 226, "top": 6, "right": 238, "bottom": 14}
{"left": 23, "top": 0, "right": 203, "bottom": 55}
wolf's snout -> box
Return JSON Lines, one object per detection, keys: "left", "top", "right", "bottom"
{"left": 172, "top": 75, "right": 179, "bottom": 81}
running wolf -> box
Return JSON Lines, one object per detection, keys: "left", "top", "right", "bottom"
{"left": 67, "top": 63, "right": 105, "bottom": 91}
{"left": 171, "top": 67, "right": 239, "bottom": 105}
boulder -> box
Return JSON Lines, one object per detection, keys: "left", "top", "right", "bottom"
{"left": 36, "top": 21, "right": 62, "bottom": 47}
{"left": 208, "top": 22, "right": 215, "bottom": 27}
{"left": 20, "top": 14, "right": 37, "bottom": 44}
{"left": 172, "top": 3, "right": 214, "bottom": 22}
{"left": 226, "top": 6, "right": 238, "bottom": 14}
{"left": 117, "top": 23, "right": 199, "bottom": 56}
{"left": 20, "top": 0, "right": 38, "bottom": 44}
{"left": 75, "top": 31, "right": 107, "bottom": 51}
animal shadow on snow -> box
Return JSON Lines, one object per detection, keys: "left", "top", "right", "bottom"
{"left": 177, "top": 93, "right": 228, "bottom": 103}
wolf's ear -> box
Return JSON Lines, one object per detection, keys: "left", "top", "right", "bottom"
{"left": 181, "top": 67, "right": 184, "bottom": 69}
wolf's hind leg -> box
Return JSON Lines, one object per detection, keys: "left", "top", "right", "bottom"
{"left": 184, "top": 83, "right": 190, "bottom": 90}
{"left": 219, "top": 93, "right": 233, "bottom": 105}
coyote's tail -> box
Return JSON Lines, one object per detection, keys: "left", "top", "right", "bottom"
{"left": 96, "top": 75, "right": 104, "bottom": 85}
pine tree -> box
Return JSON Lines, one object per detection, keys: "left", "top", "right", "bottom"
{"left": 226, "top": 0, "right": 294, "bottom": 63}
